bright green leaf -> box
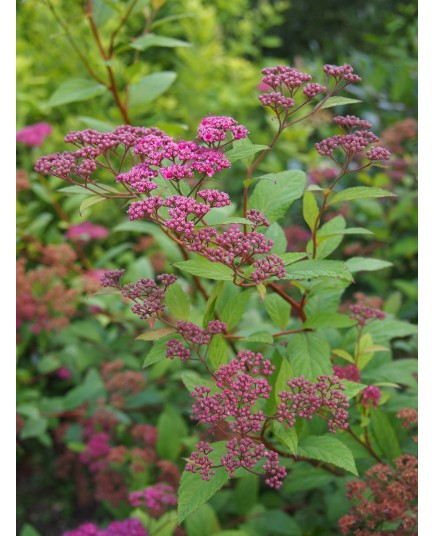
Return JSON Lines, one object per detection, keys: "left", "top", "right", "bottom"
{"left": 273, "top": 421, "right": 298, "bottom": 454}
{"left": 303, "top": 312, "right": 356, "bottom": 329}
{"left": 136, "top": 328, "right": 176, "bottom": 342}
{"left": 49, "top": 79, "right": 107, "bottom": 107}
{"left": 329, "top": 187, "right": 396, "bottom": 205}
{"left": 130, "top": 33, "right": 192, "bottom": 51}
{"left": 129, "top": 71, "right": 177, "bottom": 107}
{"left": 297, "top": 435, "right": 358, "bottom": 475}
{"left": 79, "top": 195, "right": 106, "bottom": 216}
{"left": 320, "top": 96, "right": 362, "bottom": 109}
{"left": 345, "top": 257, "right": 393, "bottom": 273}
{"left": 264, "top": 294, "right": 291, "bottom": 329}
{"left": 174, "top": 257, "right": 234, "bottom": 281}
{"left": 284, "top": 260, "right": 353, "bottom": 282}
{"left": 303, "top": 191, "right": 319, "bottom": 232}
{"left": 226, "top": 143, "right": 268, "bottom": 163}
{"left": 370, "top": 409, "right": 401, "bottom": 460}
{"left": 165, "top": 283, "right": 190, "bottom": 320}
{"left": 286, "top": 332, "right": 332, "bottom": 379}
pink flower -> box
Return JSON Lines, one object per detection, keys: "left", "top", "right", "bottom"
{"left": 17, "top": 122, "right": 53, "bottom": 147}
{"left": 57, "top": 367, "right": 72, "bottom": 380}
{"left": 66, "top": 221, "right": 109, "bottom": 243}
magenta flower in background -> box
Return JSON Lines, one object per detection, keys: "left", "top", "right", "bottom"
{"left": 66, "top": 221, "right": 109, "bottom": 243}
{"left": 56, "top": 367, "right": 72, "bottom": 380}
{"left": 63, "top": 519, "right": 148, "bottom": 536}
{"left": 16, "top": 122, "right": 53, "bottom": 147}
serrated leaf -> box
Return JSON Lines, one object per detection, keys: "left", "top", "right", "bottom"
{"left": 226, "top": 143, "right": 268, "bottom": 162}
{"left": 208, "top": 334, "right": 229, "bottom": 370}
{"left": 48, "top": 79, "right": 107, "bottom": 107}
{"left": 165, "top": 283, "right": 190, "bottom": 320}
{"left": 129, "top": 71, "right": 177, "bottom": 108}
{"left": 303, "top": 312, "right": 356, "bottom": 329}
{"left": 286, "top": 332, "right": 332, "bottom": 379}
{"left": 284, "top": 260, "right": 353, "bottom": 282}
{"left": 249, "top": 170, "right": 306, "bottom": 223}
{"left": 340, "top": 380, "right": 367, "bottom": 398}
{"left": 174, "top": 257, "right": 234, "bottom": 281}
{"left": 136, "top": 328, "right": 176, "bottom": 342}
{"left": 247, "top": 331, "right": 274, "bottom": 344}
{"left": 178, "top": 442, "right": 230, "bottom": 523}
{"left": 297, "top": 435, "right": 358, "bottom": 475}
{"left": 273, "top": 421, "right": 298, "bottom": 454}
{"left": 130, "top": 33, "right": 192, "bottom": 51}
{"left": 264, "top": 294, "right": 291, "bottom": 329}
{"left": 303, "top": 191, "right": 319, "bottom": 232}
{"left": 370, "top": 409, "right": 401, "bottom": 461}
{"left": 320, "top": 96, "right": 362, "bottom": 109}
{"left": 79, "top": 195, "right": 105, "bottom": 216}
{"left": 329, "top": 187, "right": 396, "bottom": 205}
{"left": 264, "top": 222, "right": 287, "bottom": 254}
{"left": 345, "top": 257, "right": 393, "bottom": 273}
{"left": 279, "top": 252, "right": 308, "bottom": 265}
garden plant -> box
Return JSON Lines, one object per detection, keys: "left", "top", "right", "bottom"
{"left": 17, "top": 2, "right": 417, "bottom": 535}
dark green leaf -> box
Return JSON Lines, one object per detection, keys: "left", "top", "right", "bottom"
{"left": 345, "top": 257, "right": 393, "bottom": 272}
{"left": 273, "top": 421, "right": 298, "bottom": 454}
{"left": 129, "top": 71, "right": 177, "bottom": 107}
{"left": 284, "top": 260, "right": 353, "bottom": 282}
{"left": 303, "top": 312, "right": 356, "bottom": 329}
{"left": 156, "top": 406, "right": 188, "bottom": 461}
{"left": 264, "top": 294, "right": 291, "bottom": 329}
{"left": 297, "top": 435, "right": 358, "bottom": 475}
{"left": 370, "top": 409, "right": 401, "bottom": 460}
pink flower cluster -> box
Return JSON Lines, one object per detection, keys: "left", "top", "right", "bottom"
{"left": 100, "top": 272, "right": 177, "bottom": 320}
{"left": 197, "top": 115, "right": 249, "bottom": 144}
{"left": 63, "top": 519, "right": 148, "bottom": 536}
{"left": 360, "top": 385, "right": 381, "bottom": 408}
{"left": 66, "top": 221, "right": 109, "bottom": 243}
{"left": 333, "top": 364, "right": 361, "bottom": 383}
{"left": 246, "top": 209, "right": 270, "bottom": 229}
{"left": 261, "top": 65, "right": 312, "bottom": 93}
{"left": 79, "top": 432, "right": 111, "bottom": 472}
{"left": 129, "top": 483, "right": 177, "bottom": 511}
{"left": 277, "top": 376, "right": 349, "bottom": 433}
{"left": 323, "top": 63, "right": 362, "bottom": 84}
{"left": 349, "top": 304, "right": 385, "bottom": 327}
{"left": 17, "top": 122, "right": 52, "bottom": 147}
{"left": 315, "top": 116, "right": 391, "bottom": 162}
{"left": 166, "top": 320, "right": 227, "bottom": 360}
{"left": 251, "top": 254, "right": 287, "bottom": 283}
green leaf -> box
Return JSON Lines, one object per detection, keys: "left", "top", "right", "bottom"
{"left": 156, "top": 406, "right": 188, "bottom": 461}
{"left": 57, "top": 185, "right": 94, "bottom": 195}
{"left": 284, "top": 260, "right": 353, "bottom": 282}
{"left": 345, "top": 257, "right": 393, "bottom": 273}
{"left": 264, "top": 222, "right": 287, "bottom": 254}
{"left": 286, "top": 332, "right": 332, "bottom": 379}
{"left": 208, "top": 334, "right": 229, "bottom": 370}
{"left": 129, "top": 71, "right": 177, "bottom": 108}
{"left": 220, "top": 217, "right": 252, "bottom": 226}
{"left": 48, "top": 79, "right": 107, "bottom": 107}
{"left": 178, "top": 442, "right": 230, "bottom": 523}
{"left": 130, "top": 33, "right": 192, "bottom": 51}
{"left": 247, "top": 331, "right": 274, "bottom": 344}
{"left": 303, "top": 191, "right": 319, "bottom": 232}
{"left": 202, "top": 282, "right": 225, "bottom": 327}
{"left": 180, "top": 371, "right": 215, "bottom": 393}
{"left": 136, "top": 328, "right": 176, "bottom": 342}
{"left": 20, "top": 525, "right": 42, "bottom": 536}
{"left": 226, "top": 143, "right": 268, "bottom": 163}
{"left": 165, "top": 283, "right": 190, "bottom": 320}
{"left": 264, "top": 294, "right": 291, "bottom": 329}
{"left": 320, "top": 96, "right": 362, "bottom": 109}
{"left": 273, "top": 421, "right": 298, "bottom": 454}
{"left": 79, "top": 195, "right": 106, "bottom": 216}
{"left": 279, "top": 252, "right": 308, "bottom": 265}
{"left": 174, "top": 257, "right": 234, "bottom": 281}
{"left": 297, "top": 435, "right": 358, "bottom": 475}
{"left": 78, "top": 116, "right": 116, "bottom": 131}
{"left": 303, "top": 312, "right": 356, "bottom": 329}
{"left": 249, "top": 170, "right": 306, "bottom": 223}
{"left": 319, "top": 227, "right": 375, "bottom": 239}
{"left": 370, "top": 409, "right": 401, "bottom": 460}
{"left": 184, "top": 503, "right": 220, "bottom": 536}
{"left": 220, "top": 290, "right": 252, "bottom": 330}
{"left": 340, "top": 380, "right": 367, "bottom": 399}
{"left": 63, "top": 369, "right": 106, "bottom": 410}
{"left": 142, "top": 335, "right": 180, "bottom": 368}
{"left": 365, "top": 318, "right": 417, "bottom": 343}
{"left": 20, "top": 417, "right": 48, "bottom": 440}
{"left": 329, "top": 187, "right": 396, "bottom": 205}
{"left": 363, "top": 358, "right": 417, "bottom": 386}
{"left": 332, "top": 348, "right": 354, "bottom": 363}
{"left": 307, "top": 215, "right": 346, "bottom": 259}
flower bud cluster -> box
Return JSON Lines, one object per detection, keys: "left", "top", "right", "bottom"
{"left": 349, "top": 304, "right": 385, "bottom": 326}
{"left": 360, "top": 385, "right": 381, "bottom": 408}
{"left": 63, "top": 518, "right": 148, "bottom": 536}
{"left": 277, "top": 375, "right": 349, "bottom": 433}
{"left": 246, "top": 209, "right": 270, "bottom": 229}
{"left": 323, "top": 63, "right": 362, "bottom": 84}
{"left": 333, "top": 364, "right": 361, "bottom": 383}
{"left": 251, "top": 254, "right": 287, "bottom": 283}
{"left": 165, "top": 320, "right": 227, "bottom": 361}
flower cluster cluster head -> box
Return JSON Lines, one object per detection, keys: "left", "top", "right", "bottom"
{"left": 63, "top": 519, "right": 148, "bottom": 536}
{"left": 197, "top": 115, "right": 249, "bottom": 144}
{"left": 197, "top": 189, "right": 231, "bottom": 207}
{"left": 360, "top": 385, "right": 381, "bottom": 408}
{"left": 165, "top": 320, "right": 227, "bottom": 361}
{"left": 251, "top": 254, "right": 286, "bottom": 283}
{"left": 116, "top": 164, "right": 159, "bottom": 193}
{"left": 339, "top": 454, "right": 418, "bottom": 535}
{"left": 315, "top": 116, "right": 391, "bottom": 163}
{"left": 166, "top": 339, "right": 191, "bottom": 361}
{"left": 258, "top": 92, "right": 295, "bottom": 110}
{"left": 333, "top": 364, "right": 361, "bottom": 383}
{"left": 261, "top": 65, "right": 312, "bottom": 93}
{"left": 129, "top": 483, "right": 177, "bottom": 511}
{"left": 79, "top": 432, "right": 111, "bottom": 472}
{"left": 17, "top": 122, "right": 52, "bottom": 147}
{"left": 246, "top": 209, "right": 270, "bottom": 229}
{"left": 323, "top": 63, "right": 362, "bottom": 84}
{"left": 302, "top": 83, "right": 327, "bottom": 98}
{"left": 99, "top": 269, "right": 126, "bottom": 288}
{"left": 277, "top": 375, "right": 349, "bottom": 433}
{"left": 349, "top": 304, "right": 385, "bottom": 327}
{"left": 185, "top": 441, "right": 216, "bottom": 480}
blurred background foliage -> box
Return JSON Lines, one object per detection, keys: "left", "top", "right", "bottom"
{"left": 17, "top": 0, "right": 417, "bottom": 534}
